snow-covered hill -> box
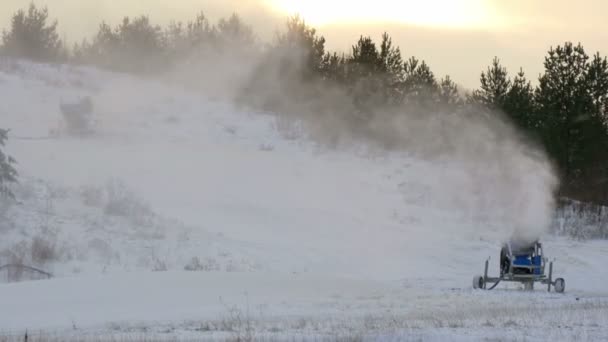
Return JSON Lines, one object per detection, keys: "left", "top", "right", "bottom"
{"left": 0, "top": 60, "right": 607, "bottom": 341}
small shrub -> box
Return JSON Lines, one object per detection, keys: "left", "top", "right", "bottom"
{"left": 258, "top": 143, "right": 274, "bottom": 152}
{"left": 273, "top": 116, "right": 303, "bottom": 141}
{"left": 164, "top": 115, "right": 180, "bottom": 124}
{"left": 224, "top": 125, "right": 238, "bottom": 135}
{"left": 0, "top": 239, "right": 55, "bottom": 282}
{"left": 30, "top": 235, "right": 58, "bottom": 264}
{"left": 80, "top": 185, "right": 104, "bottom": 207}
{"left": 184, "top": 256, "right": 220, "bottom": 271}
{"left": 152, "top": 258, "right": 167, "bottom": 272}
{"left": 103, "top": 180, "right": 152, "bottom": 224}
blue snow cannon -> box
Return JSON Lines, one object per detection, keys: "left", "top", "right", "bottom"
{"left": 473, "top": 240, "right": 565, "bottom": 292}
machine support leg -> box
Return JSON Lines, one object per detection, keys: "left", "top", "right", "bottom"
{"left": 483, "top": 259, "right": 489, "bottom": 289}
{"left": 547, "top": 261, "right": 553, "bottom": 292}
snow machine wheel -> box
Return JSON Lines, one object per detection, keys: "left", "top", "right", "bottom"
{"left": 473, "top": 275, "right": 484, "bottom": 289}
{"left": 554, "top": 278, "right": 565, "bottom": 293}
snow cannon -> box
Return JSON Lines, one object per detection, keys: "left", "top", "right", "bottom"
{"left": 473, "top": 240, "right": 565, "bottom": 292}
{"left": 58, "top": 96, "right": 96, "bottom": 136}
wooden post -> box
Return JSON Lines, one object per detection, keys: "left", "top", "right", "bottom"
{"left": 484, "top": 259, "right": 489, "bottom": 289}
{"left": 547, "top": 261, "right": 553, "bottom": 292}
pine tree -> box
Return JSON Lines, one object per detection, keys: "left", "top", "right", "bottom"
{"left": 587, "top": 53, "right": 608, "bottom": 122}
{"left": 187, "top": 12, "right": 215, "bottom": 48}
{"left": 438, "top": 75, "right": 461, "bottom": 107}
{"left": 162, "top": 12, "right": 216, "bottom": 62}
{"left": 321, "top": 52, "right": 347, "bottom": 83}
{"left": 216, "top": 14, "right": 255, "bottom": 49}
{"left": 0, "top": 129, "right": 18, "bottom": 199}
{"left": 503, "top": 68, "right": 536, "bottom": 130}
{"left": 275, "top": 16, "right": 326, "bottom": 78}
{"left": 350, "top": 36, "right": 381, "bottom": 76}
{"left": 1, "top": 4, "right": 64, "bottom": 62}
{"left": 347, "top": 36, "right": 383, "bottom": 117}
{"left": 536, "top": 42, "right": 594, "bottom": 188}
{"left": 579, "top": 52, "right": 608, "bottom": 200}
{"left": 81, "top": 16, "right": 165, "bottom": 72}
{"left": 402, "top": 57, "right": 438, "bottom": 105}
{"left": 82, "top": 22, "right": 120, "bottom": 66}
{"left": 469, "top": 57, "right": 511, "bottom": 109}
{"left": 238, "top": 16, "right": 326, "bottom": 111}
{"left": 377, "top": 33, "right": 404, "bottom": 104}
{"left": 118, "top": 16, "right": 164, "bottom": 56}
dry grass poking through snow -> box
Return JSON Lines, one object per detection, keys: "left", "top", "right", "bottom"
{"left": 1, "top": 299, "right": 606, "bottom": 341}
{"left": 0, "top": 334, "right": 367, "bottom": 342}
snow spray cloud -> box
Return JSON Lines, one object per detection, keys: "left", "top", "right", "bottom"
{"left": 218, "top": 45, "right": 560, "bottom": 244}
{"left": 126, "top": 21, "right": 559, "bottom": 244}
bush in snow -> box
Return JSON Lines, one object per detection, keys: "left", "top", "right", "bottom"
{"left": 0, "top": 234, "right": 59, "bottom": 282}
{"left": 152, "top": 258, "right": 168, "bottom": 272}
{"left": 103, "top": 180, "right": 153, "bottom": 226}
{"left": 80, "top": 184, "right": 104, "bottom": 207}
{"left": 184, "top": 256, "right": 221, "bottom": 272}
{"left": 273, "top": 116, "right": 304, "bottom": 141}
{"left": 30, "top": 235, "right": 59, "bottom": 265}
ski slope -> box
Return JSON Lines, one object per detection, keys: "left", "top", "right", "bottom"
{"left": 0, "top": 60, "right": 607, "bottom": 341}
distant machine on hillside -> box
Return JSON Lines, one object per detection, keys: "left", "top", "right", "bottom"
{"left": 56, "top": 96, "right": 96, "bottom": 136}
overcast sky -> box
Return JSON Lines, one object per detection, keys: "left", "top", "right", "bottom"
{"left": 1, "top": 0, "right": 606, "bottom": 88}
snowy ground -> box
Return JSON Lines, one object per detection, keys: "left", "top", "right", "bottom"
{"left": 0, "top": 60, "right": 607, "bottom": 341}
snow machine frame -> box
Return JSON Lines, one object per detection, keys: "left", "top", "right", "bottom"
{"left": 473, "top": 241, "right": 565, "bottom": 293}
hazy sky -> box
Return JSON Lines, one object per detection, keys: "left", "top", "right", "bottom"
{"left": 1, "top": 0, "right": 607, "bottom": 88}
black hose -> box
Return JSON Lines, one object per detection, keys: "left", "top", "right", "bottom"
{"left": 487, "top": 279, "right": 501, "bottom": 290}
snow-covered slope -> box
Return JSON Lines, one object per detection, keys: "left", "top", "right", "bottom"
{"left": 0, "top": 60, "right": 607, "bottom": 341}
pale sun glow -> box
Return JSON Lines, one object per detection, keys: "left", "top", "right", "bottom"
{"left": 267, "top": 0, "right": 498, "bottom": 29}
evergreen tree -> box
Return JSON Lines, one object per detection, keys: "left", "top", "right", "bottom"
{"left": 81, "top": 16, "right": 165, "bottom": 72}
{"left": 347, "top": 36, "right": 383, "bottom": 116}
{"left": 470, "top": 57, "right": 511, "bottom": 109}
{"left": 163, "top": 12, "right": 216, "bottom": 62}
{"left": 81, "top": 22, "right": 120, "bottom": 65}
{"left": 535, "top": 42, "right": 597, "bottom": 188}
{"left": 117, "top": 16, "right": 164, "bottom": 58}
{"left": 438, "top": 75, "right": 461, "bottom": 107}
{"left": 347, "top": 34, "right": 405, "bottom": 106}
{"left": 587, "top": 53, "right": 608, "bottom": 122}
{"left": 186, "top": 12, "right": 215, "bottom": 47}
{"left": 579, "top": 52, "right": 608, "bottom": 200}
{"left": 216, "top": 14, "right": 255, "bottom": 49}
{"left": 238, "top": 16, "right": 326, "bottom": 111}
{"left": 503, "top": 68, "right": 536, "bottom": 130}
{"left": 321, "top": 52, "right": 347, "bottom": 83}
{"left": 377, "top": 33, "right": 405, "bottom": 104}
{"left": 402, "top": 57, "right": 438, "bottom": 105}
{"left": 1, "top": 4, "right": 64, "bottom": 62}
{"left": 0, "top": 129, "right": 17, "bottom": 200}
{"left": 350, "top": 36, "right": 381, "bottom": 76}
{"left": 275, "top": 15, "right": 327, "bottom": 80}
{"left": 164, "top": 21, "right": 186, "bottom": 55}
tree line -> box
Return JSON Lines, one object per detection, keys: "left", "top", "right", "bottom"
{"left": 2, "top": 4, "right": 608, "bottom": 204}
